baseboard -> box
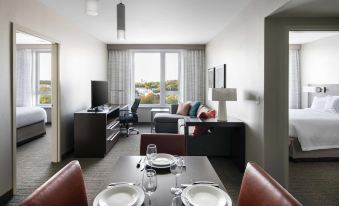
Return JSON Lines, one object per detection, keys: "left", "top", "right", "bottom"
{"left": 0, "top": 189, "right": 13, "bottom": 205}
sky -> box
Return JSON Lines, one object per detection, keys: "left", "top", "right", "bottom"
{"left": 134, "top": 52, "right": 179, "bottom": 82}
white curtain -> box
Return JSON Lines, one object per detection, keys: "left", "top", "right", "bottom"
{"left": 180, "top": 49, "right": 205, "bottom": 103}
{"left": 289, "top": 48, "right": 301, "bottom": 109}
{"left": 108, "top": 50, "right": 133, "bottom": 105}
{"left": 16, "top": 49, "right": 36, "bottom": 107}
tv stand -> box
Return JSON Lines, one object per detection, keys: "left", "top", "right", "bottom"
{"left": 74, "top": 104, "right": 128, "bottom": 157}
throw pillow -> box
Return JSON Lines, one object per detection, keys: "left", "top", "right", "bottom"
{"left": 189, "top": 101, "right": 201, "bottom": 116}
{"left": 197, "top": 105, "right": 209, "bottom": 117}
{"left": 176, "top": 102, "right": 191, "bottom": 115}
{"left": 193, "top": 110, "right": 217, "bottom": 136}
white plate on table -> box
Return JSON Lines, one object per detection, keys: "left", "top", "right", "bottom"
{"left": 181, "top": 185, "right": 232, "bottom": 206}
{"left": 146, "top": 153, "right": 176, "bottom": 168}
{"left": 93, "top": 184, "right": 145, "bottom": 206}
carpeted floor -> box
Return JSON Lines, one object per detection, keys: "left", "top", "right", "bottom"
{"left": 5, "top": 124, "right": 339, "bottom": 205}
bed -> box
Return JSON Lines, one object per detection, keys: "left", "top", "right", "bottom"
{"left": 16, "top": 107, "right": 47, "bottom": 145}
{"left": 289, "top": 84, "right": 339, "bottom": 160}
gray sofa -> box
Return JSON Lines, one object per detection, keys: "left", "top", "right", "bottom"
{"left": 153, "top": 104, "right": 231, "bottom": 157}
{"left": 154, "top": 104, "right": 184, "bottom": 133}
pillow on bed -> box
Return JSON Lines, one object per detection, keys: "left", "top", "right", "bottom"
{"left": 311, "top": 96, "right": 328, "bottom": 112}
{"left": 325, "top": 96, "right": 339, "bottom": 113}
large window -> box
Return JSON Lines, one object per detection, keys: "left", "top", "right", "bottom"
{"left": 134, "top": 51, "right": 180, "bottom": 105}
{"left": 36, "top": 52, "right": 52, "bottom": 106}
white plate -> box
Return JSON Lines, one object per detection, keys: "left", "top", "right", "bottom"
{"left": 181, "top": 185, "right": 232, "bottom": 206}
{"left": 146, "top": 153, "right": 176, "bottom": 168}
{"left": 93, "top": 184, "right": 145, "bottom": 206}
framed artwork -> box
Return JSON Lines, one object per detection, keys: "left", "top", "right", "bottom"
{"left": 208, "top": 68, "right": 215, "bottom": 88}
{"left": 215, "top": 64, "right": 226, "bottom": 88}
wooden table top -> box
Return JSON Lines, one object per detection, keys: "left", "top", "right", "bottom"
{"left": 94, "top": 156, "right": 230, "bottom": 206}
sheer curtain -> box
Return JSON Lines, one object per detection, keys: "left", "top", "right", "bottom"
{"left": 108, "top": 50, "right": 133, "bottom": 105}
{"left": 180, "top": 49, "right": 205, "bottom": 103}
{"left": 16, "top": 49, "right": 36, "bottom": 107}
{"left": 289, "top": 48, "right": 301, "bottom": 109}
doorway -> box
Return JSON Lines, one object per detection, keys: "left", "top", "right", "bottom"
{"left": 11, "top": 24, "right": 60, "bottom": 194}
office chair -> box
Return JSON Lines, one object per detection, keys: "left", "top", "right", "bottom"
{"left": 119, "top": 98, "right": 141, "bottom": 136}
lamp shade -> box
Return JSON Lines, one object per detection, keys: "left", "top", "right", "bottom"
{"left": 303, "top": 86, "right": 322, "bottom": 93}
{"left": 208, "top": 88, "right": 237, "bottom": 101}
{"left": 117, "top": 2, "right": 125, "bottom": 40}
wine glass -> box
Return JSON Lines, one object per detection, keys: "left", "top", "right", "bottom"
{"left": 142, "top": 169, "right": 157, "bottom": 206}
{"left": 146, "top": 144, "right": 157, "bottom": 167}
{"left": 171, "top": 195, "right": 188, "bottom": 206}
{"left": 170, "top": 156, "right": 185, "bottom": 195}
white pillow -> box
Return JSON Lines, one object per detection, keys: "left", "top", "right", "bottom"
{"left": 310, "top": 96, "right": 328, "bottom": 112}
{"left": 324, "top": 96, "right": 339, "bottom": 113}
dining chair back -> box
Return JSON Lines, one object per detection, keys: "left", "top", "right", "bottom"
{"left": 237, "top": 162, "right": 302, "bottom": 206}
{"left": 19, "top": 160, "right": 88, "bottom": 206}
{"left": 140, "top": 133, "right": 186, "bottom": 156}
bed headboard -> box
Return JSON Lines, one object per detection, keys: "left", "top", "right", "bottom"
{"left": 308, "top": 84, "right": 339, "bottom": 107}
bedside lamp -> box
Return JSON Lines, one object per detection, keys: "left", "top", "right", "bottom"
{"left": 209, "top": 88, "right": 237, "bottom": 121}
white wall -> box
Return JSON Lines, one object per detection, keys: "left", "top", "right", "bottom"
{"left": 206, "top": 0, "right": 288, "bottom": 168}
{"left": 300, "top": 34, "right": 339, "bottom": 107}
{"left": 0, "top": 0, "right": 107, "bottom": 196}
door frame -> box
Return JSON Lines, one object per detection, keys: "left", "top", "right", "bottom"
{"left": 10, "top": 23, "right": 61, "bottom": 194}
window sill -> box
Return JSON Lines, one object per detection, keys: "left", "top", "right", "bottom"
{"left": 39, "top": 105, "right": 52, "bottom": 109}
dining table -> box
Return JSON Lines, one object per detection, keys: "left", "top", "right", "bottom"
{"left": 93, "top": 155, "right": 232, "bottom": 206}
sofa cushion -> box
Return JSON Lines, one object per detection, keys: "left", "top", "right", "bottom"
{"left": 189, "top": 101, "right": 201, "bottom": 116}
{"left": 154, "top": 113, "right": 185, "bottom": 123}
{"left": 176, "top": 102, "right": 191, "bottom": 115}
{"left": 197, "top": 105, "right": 209, "bottom": 117}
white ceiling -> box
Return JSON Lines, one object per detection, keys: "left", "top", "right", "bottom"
{"left": 16, "top": 32, "right": 51, "bottom": 44}
{"left": 289, "top": 31, "right": 339, "bottom": 44}
{"left": 38, "top": 0, "right": 251, "bottom": 44}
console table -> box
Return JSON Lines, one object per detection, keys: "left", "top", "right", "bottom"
{"left": 74, "top": 104, "right": 128, "bottom": 157}
{"left": 183, "top": 117, "right": 246, "bottom": 172}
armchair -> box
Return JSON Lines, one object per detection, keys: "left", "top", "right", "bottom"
{"left": 119, "top": 98, "right": 141, "bottom": 136}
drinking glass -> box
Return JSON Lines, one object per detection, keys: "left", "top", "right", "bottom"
{"left": 170, "top": 156, "right": 185, "bottom": 195}
{"left": 171, "top": 195, "right": 188, "bottom": 206}
{"left": 146, "top": 144, "right": 157, "bottom": 167}
{"left": 142, "top": 169, "right": 157, "bottom": 206}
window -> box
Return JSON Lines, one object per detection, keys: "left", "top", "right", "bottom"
{"left": 134, "top": 51, "right": 180, "bottom": 105}
{"left": 36, "top": 52, "right": 52, "bottom": 106}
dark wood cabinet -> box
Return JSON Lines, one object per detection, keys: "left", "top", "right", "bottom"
{"left": 74, "top": 105, "right": 128, "bottom": 157}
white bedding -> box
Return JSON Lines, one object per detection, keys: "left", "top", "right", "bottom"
{"left": 289, "top": 108, "right": 339, "bottom": 151}
{"left": 16, "top": 107, "right": 47, "bottom": 128}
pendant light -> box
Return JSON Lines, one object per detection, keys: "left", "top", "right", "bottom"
{"left": 117, "top": 2, "right": 126, "bottom": 40}
{"left": 86, "top": 0, "right": 99, "bottom": 16}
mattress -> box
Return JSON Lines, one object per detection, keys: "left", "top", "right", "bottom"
{"left": 16, "top": 107, "right": 47, "bottom": 128}
{"left": 289, "top": 108, "right": 339, "bottom": 151}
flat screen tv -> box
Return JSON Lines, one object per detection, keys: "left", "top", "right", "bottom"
{"left": 91, "top": 80, "right": 108, "bottom": 108}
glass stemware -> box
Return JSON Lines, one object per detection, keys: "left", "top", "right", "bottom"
{"left": 142, "top": 169, "right": 157, "bottom": 206}
{"left": 170, "top": 156, "right": 185, "bottom": 195}
{"left": 146, "top": 144, "right": 157, "bottom": 167}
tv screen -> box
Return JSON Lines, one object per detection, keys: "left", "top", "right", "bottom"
{"left": 91, "top": 81, "right": 108, "bottom": 108}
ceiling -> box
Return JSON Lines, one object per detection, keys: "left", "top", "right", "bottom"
{"left": 16, "top": 32, "right": 51, "bottom": 44}
{"left": 271, "top": 0, "right": 339, "bottom": 17}
{"left": 38, "top": 0, "right": 252, "bottom": 44}
{"left": 289, "top": 31, "right": 339, "bottom": 44}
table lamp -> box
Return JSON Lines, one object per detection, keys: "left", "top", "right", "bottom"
{"left": 209, "top": 88, "right": 237, "bottom": 121}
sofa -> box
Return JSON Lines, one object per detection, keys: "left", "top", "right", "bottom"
{"left": 154, "top": 104, "right": 183, "bottom": 133}
{"left": 153, "top": 103, "right": 231, "bottom": 157}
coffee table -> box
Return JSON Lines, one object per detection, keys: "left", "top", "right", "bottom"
{"left": 93, "top": 156, "right": 231, "bottom": 206}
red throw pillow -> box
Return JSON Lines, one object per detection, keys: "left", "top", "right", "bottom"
{"left": 193, "top": 110, "right": 216, "bottom": 136}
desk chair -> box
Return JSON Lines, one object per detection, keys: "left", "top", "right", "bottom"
{"left": 120, "top": 98, "right": 141, "bottom": 136}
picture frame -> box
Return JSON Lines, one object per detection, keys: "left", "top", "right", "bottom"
{"left": 214, "top": 64, "right": 226, "bottom": 88}
{"left": 208, "top": 68, "right": 215, "bottom": 88}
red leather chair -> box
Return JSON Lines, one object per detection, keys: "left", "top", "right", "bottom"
{"left": 238, "top": 162, "right": 302, "bottom": 206}
{"left": 140, "top": 133, "right": 186, "bottom": 156}
{"left": 20, "top": 160, "right": 88, "bottom": 206}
